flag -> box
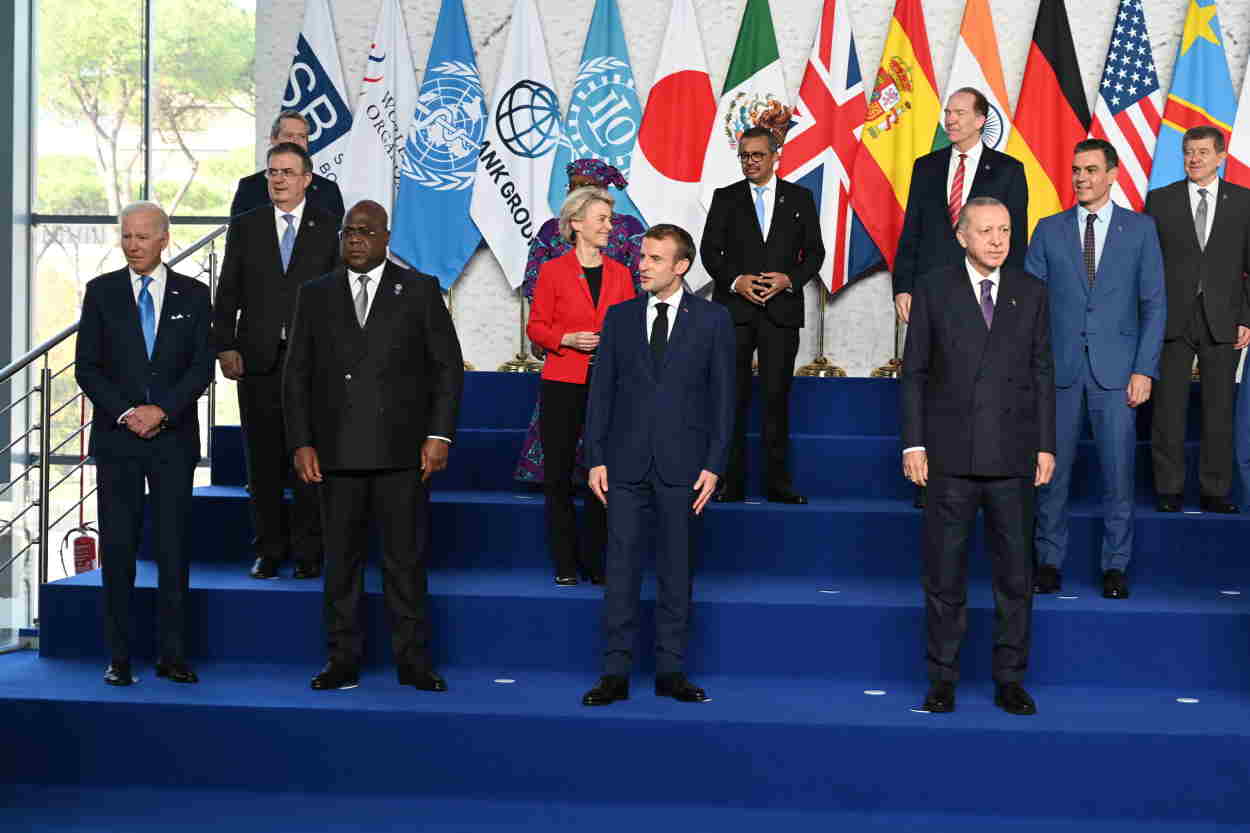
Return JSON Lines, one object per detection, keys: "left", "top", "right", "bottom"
{"left": 280, "top": 0, "right": 352, "bottom": 183}
{"left": 339, "top": 0, "right": 418, "bottom": 218}
{"left": 1147, "top": 0, "right": 1236, "bottom": 190}
{"left": 470, "top": 0, "right": 566, "bottom": 289}
{"left": 699, "top": 0, "right": 791, "bottom": 209}
{"left": 547, "top": 0, "right": 644, "bottom": 223}
{"left": 848, "top": 0, "right": 941, "bottom": 268}
{"left": 629, "top": 0, "right": 716, "bottom": 291}
{"left": 1005, "top": 0, "right": 1090, "bottom": 234}
{"left": 934, "top": 0, "right": 1013, "bottom": 153}
{"left": 1228, "top": 57, "right": 1250, "bottom": 188}
{"left": 1088, "top": 0, "right": 1162, "bottom": 211}
{"left": 777, "top": 0, "right": 881, "bottom": 292}
{"left": 390, "top": 0, "right": 486, "bottom": 289}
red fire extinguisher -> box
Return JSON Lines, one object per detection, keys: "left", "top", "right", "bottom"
{"left": 62, "top": 525, "right": 99, "bottom": 575}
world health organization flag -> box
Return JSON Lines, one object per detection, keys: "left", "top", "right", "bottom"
{"left": 280, "top": 0, "right": 352, "bottom": 183}
{"left": 546, "top": 0, "right": 643, "bottom": 223}
{"left": 391, "top": 0, "right": 485, "bottom": 289}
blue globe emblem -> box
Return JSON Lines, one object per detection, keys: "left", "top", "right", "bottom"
{"left": 406, "top": 75, "right": 487, "bottom": 175}
{"left": 567, "top": 74, "right": 640, "bottom": 169}
{"left": 496, "top": 80, "right": 562, "bottom": 159}
{"left": 982, "top": 103, "right": 1005, "bottom": 149}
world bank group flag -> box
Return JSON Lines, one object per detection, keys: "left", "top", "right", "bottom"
{"left": 546, "top": 0, "right": 644, "bottom": 223}
{"left": 280, "top": 0, "right": 352, "bottom": 183}
{"left": 391, "top": 0, "right": 485, "bottom": 288}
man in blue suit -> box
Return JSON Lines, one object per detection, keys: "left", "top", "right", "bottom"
{"left": 1025, "top": 139, "right": 1166, "bottom": 599}
{"left": 75, "top": 202, "right": 215, "bottom": 686}
{"left": 580, "top": 224, "right": 735, "bottom": 706}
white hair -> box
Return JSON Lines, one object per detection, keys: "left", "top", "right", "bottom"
{"left": 119, "top": 201, "right": 170, "bottom": 234}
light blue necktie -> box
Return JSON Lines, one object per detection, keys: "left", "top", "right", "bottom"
{"left": 754, "top": 186, "right": 767, "bottom": 235}
{"left": 280, "top": 213, "right": 296, "bottom": 272}
{"left": 138, "top": 275, "right": 156, "bottom": 358}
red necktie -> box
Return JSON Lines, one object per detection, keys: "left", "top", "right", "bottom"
{"left": 948, "top": 153, "right": 967, "bottom": 227}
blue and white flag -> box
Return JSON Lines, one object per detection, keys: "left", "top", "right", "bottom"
{"left": 280, "top": 0, "right": 352, "bottom": 183}
{"left": 546, "top": 0, "right": 644, "bottom": 223}
{"left": 391, "top": 0, "right": 485, "bottom": 288}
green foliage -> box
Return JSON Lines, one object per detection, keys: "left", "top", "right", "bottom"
{"left": 38, "top": 155, "right": 109, "bottom": 214}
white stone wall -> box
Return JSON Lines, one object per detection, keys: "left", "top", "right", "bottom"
{"left": 256, "top": 0, "right": 1250, "bottom": 375}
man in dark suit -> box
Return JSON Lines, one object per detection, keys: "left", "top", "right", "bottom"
{"left": 215, "top": 141, "right": 340, "bottom": 580}
{"left": 1026, "top": 139, "right": 1166, "bottom": 600}
{"left": 230, "top": 110, "right": 345, "bottom": 223}
{"left": 701, "top": 126, "right": 824, "bottom": 504}
{"left": 75, "top": 201, "right": 214, "bottom": 686}
{"left": 580, "top": 224, "right": 735, "bottom": 706}
{"left": 1144, "top": 125, "right": 1250, "bottom": 514}
{"left": 892, "top": 88, "right": 1029, "bottom": 325}
{"left": 284, "top": 200, "right": 464, "bottom": 693}
{"left": 901, "top": 196, "right": 1055, "bottom": 716}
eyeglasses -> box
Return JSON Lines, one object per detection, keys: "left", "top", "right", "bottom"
{"left": 265, "top": 167, "right": 305, "bottom": 180}
{"left": 339, "top": 226, "right": 384, "bottom": 240}
{"left": 737, "top": 151, "right": 770, "bottom": 163}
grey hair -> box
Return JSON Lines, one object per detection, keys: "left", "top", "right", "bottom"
{"left": 558, "top": 186, "right": 614, "bottom": 244}
{"left": 270, "top": 109, "right": 310, "bottom": 140}
{"left": 956, "top": 196, "right": 1007, "bottom": 232}
{"left": 119, "top": 201, "right": 170, "bottom": 234}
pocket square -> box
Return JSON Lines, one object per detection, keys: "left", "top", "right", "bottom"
{"left": 169, "top": 313, "right": 188, "bottom": 320}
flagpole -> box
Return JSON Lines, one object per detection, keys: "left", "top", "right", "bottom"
{"left": 872, "top": 297, "right": 902, "bottom": 378}
{"left": 795, "top": 282, "right": 845, "bottom": 377}
{"left": 498, "top": 290, "right": 543, "bottom": 373}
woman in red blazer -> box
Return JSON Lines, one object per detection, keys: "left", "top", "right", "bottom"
{"left": 527, "top": 187, "right": 635, "bottom": 585}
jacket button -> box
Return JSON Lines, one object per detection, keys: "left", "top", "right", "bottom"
{"left": 344, "top": 373, "right": 352, "bottom": 381}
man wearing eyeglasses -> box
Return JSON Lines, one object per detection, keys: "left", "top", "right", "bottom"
{"left": 230, "top": 110, "right": 345, "bottom": 223}
{"left": 214, "top": 142, "right": 340, "bottom": 580}
{"left": 701, "top": 126, "right": 825, "bottom": 504}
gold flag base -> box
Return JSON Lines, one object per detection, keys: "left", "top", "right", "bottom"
{"left": 871, "top": 358, "right": 902, "bottom": 378}
{"left": 498, "top": 353, "right": 543, "bottom": 373}
{"left": 463, "top": 360, "right": 476, "bottom": 371}
{"left": 1192, "top": 365, "right": 1201, "bottom": 381}
{"left": 795, "top": 356, "right": 847, "bottom": 377}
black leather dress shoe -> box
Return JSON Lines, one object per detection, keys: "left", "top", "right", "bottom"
{"left": 655, "top": 673, "right": 710, "bottom": 702}
{"left": 995, "top": 682, "right": 1037, "bottom": 715}
{"left": 1034, "top": 564, "right": 1062, "bottom": 594}
{"left": 249, "top": 557, "right": 280, "bottom": 580}
{"left": 104, "top": 660, "right": 136, "bottom": 687}
{"left": 155, "top": 659, "right": 199, "bottom": 684}
{"left": 713, "top": 488, "right": 745, "bottom": 503}
{"left": 310, "top": 662, "right": 360, "bottom": 691}
{"left": 766, "top": 490, "right": 808, "bottom": 505}
{"left": 1102, "top": 569, "right": 1130, "bottom": 599}
{"left": 582, "top": 674, "right": 629, "bottom": 706}
{"left": 1200, "top": 496, "right": 1239, "bottom": 514}
{"left": 1156, "top": 493, "right": 1182, "bottom": 513}
{"left": 398, "top": 666, "right": 447, "bottom": 692}
{"left": 554, "top": 575, "right": 578, "bottom": 587}
{"left": 921, "top": 681, "right": 955, "bottom": 713}
{"left": 292, "top": 562, "right": 322, "bottom": 579}
{"left": 913, "top": 486, "right": 926, "bottom": 509}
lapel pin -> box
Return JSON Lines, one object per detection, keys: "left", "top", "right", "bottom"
{"left": 393, "top": 284, "right": 403, "bottom": 295}
{"left": 779, "top": 194, "right": 785, "bottom": 204}
{"left": 1010, "top": 298, "right": 1016, "bottom": 307}
{"left": 309, "top": 220, "right": 315, "bottom": 227}
{"left": 170, "top": 289, "right": 179, "bottom": 295}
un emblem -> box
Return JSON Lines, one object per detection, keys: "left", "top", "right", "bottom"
{"left": 566, "top": 57, "right": 639, "bottom": 170}
{"left": 496, "top": 80, "right": 562, "bottom": 159}
{"left": 398, "top": 61, "right": 486, "bottom": 191}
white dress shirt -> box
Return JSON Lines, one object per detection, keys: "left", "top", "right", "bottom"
{"left": 645, "top": 285, "right": 684, "bottom": 342}
{"left": 945, "top": 141, "right": 985, "bottom": 211}
{"left": 118, "top": 263, "right": 169, "bottom": 424}
{"left": 1188, "top": 176, "right": 1219, "bottom": 243}
{"left": 749, "top": 174, "right": 777, "bottom": 239}
{"left": 274, "top": 199, "right": 306, "bottom": 244}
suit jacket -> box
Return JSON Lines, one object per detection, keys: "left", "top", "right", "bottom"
{"left": 75, "top": 266, "right": 214, "bottom": 461}
{"left": 213, "top": 203, "right": 340, "bottom": 374}
{"left": 1025, "top": 204, "right": 1166, "bottom": 389}
{"left": 230, "top": 170, "right": 346, "bottom": 224}
{"left": 585, "top": 292, "right": 735, "bottom": 485}
{"left": 1144, "top": 178, "right": 1250, "bottom": 342}
{"left": 700, "top": 178, "right": 825, "bottom": 329}
{"left": 527, "top": 250, "right": 636, "bottom": 385}
{"left": 282, "top": 262, "right": 464, "bottom": 471}
{"left": 901, "top": 264, "right": 1055, "bottom": 478}
{"left": 893, "top": 145, "right": 1029, "bottom": 296}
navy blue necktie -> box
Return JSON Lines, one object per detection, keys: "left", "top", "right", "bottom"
{"left": 138, "top": 275, "right": 156, "bottom": 358}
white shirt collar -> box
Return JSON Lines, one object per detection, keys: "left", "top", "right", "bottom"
{"left": 1188, "top": 177, "right": 1219, "bottom": 202}
{"left": 274, "top": 199, "right": 306, "bottom": 225}
{"left": 129, "top": 262, "right": 166, "bottom": 284}
{"left": 648, "top": 284, "right": 684, "bottom": 311}
{"left": 964, "top": 258, "right": 1000, "bottom": 289}
{"left": 348, "top": 260, "right": 387, "bottom": 285}
{"left": 952, "top": 140, "right": 984, "bottom": 168}
{"left": 1077, "top": 199, "right": 1114, "bottom": 225}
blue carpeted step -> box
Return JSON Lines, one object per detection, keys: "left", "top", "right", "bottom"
{"left": 3, "top": 654, "right": 1248, "bottom": 823}
{"left": 37, "top": 565, "right": 1250, "bottom": 689}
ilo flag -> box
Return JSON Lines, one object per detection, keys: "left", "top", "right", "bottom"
{"left": 848, "top": 0, "right": 941, "bottom": 268}
{"left": 699, "top": 0, "right": 790, "bottom": 210}
{"left": 547, "top": 0, "right": 644, "bottom": 223}
{"left": 777, "top": 0, "right": 880, "bottom": 292}
{"left": 391, "top": 0, "right": 486, "bottom": 289}
{"left": 629, "top": 0, "right": 716, "bottom": 291}
{"left": 339, "top": 0, "right": 418, "bottom": 218}
{"left": 1148, "top": 0, "right": 1235, "bottom": 190}
{"left": 470, "top": 0, "right": 565, "bottom": 289}
{"left": 280, "top": 0, "right": 352, "bottom": 183}
{"left": 934, "top": 0, "right": 1013, "bottom": 154}
{"left": 1228, "top": 59, "right": 1250, "bottom": 187}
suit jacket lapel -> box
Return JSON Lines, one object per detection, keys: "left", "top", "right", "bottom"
{"left": 285, "top": 210, "right": 323, "bottom": 275}
{"left": 951, "top": 269, "right": 991, "bottom": 361}
{"left": 740, "top": 180, "right": 766, "bottom": 248}
{"left": 1204, "top": 183, "right": 1234, "bottom": 251}
{"left": 984, "top": 271, "right": 1021, "bottom": 355}
{"left": 149, "top": 270, "right": 182, "bottom": 361}
{"left": 1092, "top": 207, "right": 1128, "bottom": 295}
{"left": 1061, "top": 208, "right": 1091, "bottom": 298}
{"left": 362, "top": 265, "right": 404, "bottom": 343}
{"left": 632, "top": 297, "right": 656, "bottom": 381}
{"left": 660, "top": 295, "right": 695, "bottom": 373}
{"left": 114, "top": 270, "right": 151, "bottom": 363}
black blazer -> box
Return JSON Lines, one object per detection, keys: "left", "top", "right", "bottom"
{"left": 282, "top": 263, "right": 464, "bottom": 472}
{"left": 230, "top": 170, "right": 346, "bottom": 224}
{"left": 1144, "top": 178, "right": 1250, "bottom": 342}
{"left": 700, "top": 178, "right": 825, "bottom": 329}
{"left": 901, "top": 264, "right": 1055, "bottom": 478}
{"left": 75, "top": 267, "right": 214, "bottom": 461}
{"left": 893, "top": 146, "right": 1029, "bottom": 296}
{"left": 213, "top": 204, "right": 340, "bottom": 374}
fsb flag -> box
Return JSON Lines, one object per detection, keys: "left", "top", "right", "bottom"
{"left": 470, "top": 0, "right": 566, "bottom": 289}
{"left": 391, "top": 0, "right": 486, "bottom": 289}
{"left": 547, "top": 0, "right": 644, "bottom": 223}
{"left": 280, "top": 0, "right": 352, "bottom": 183}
